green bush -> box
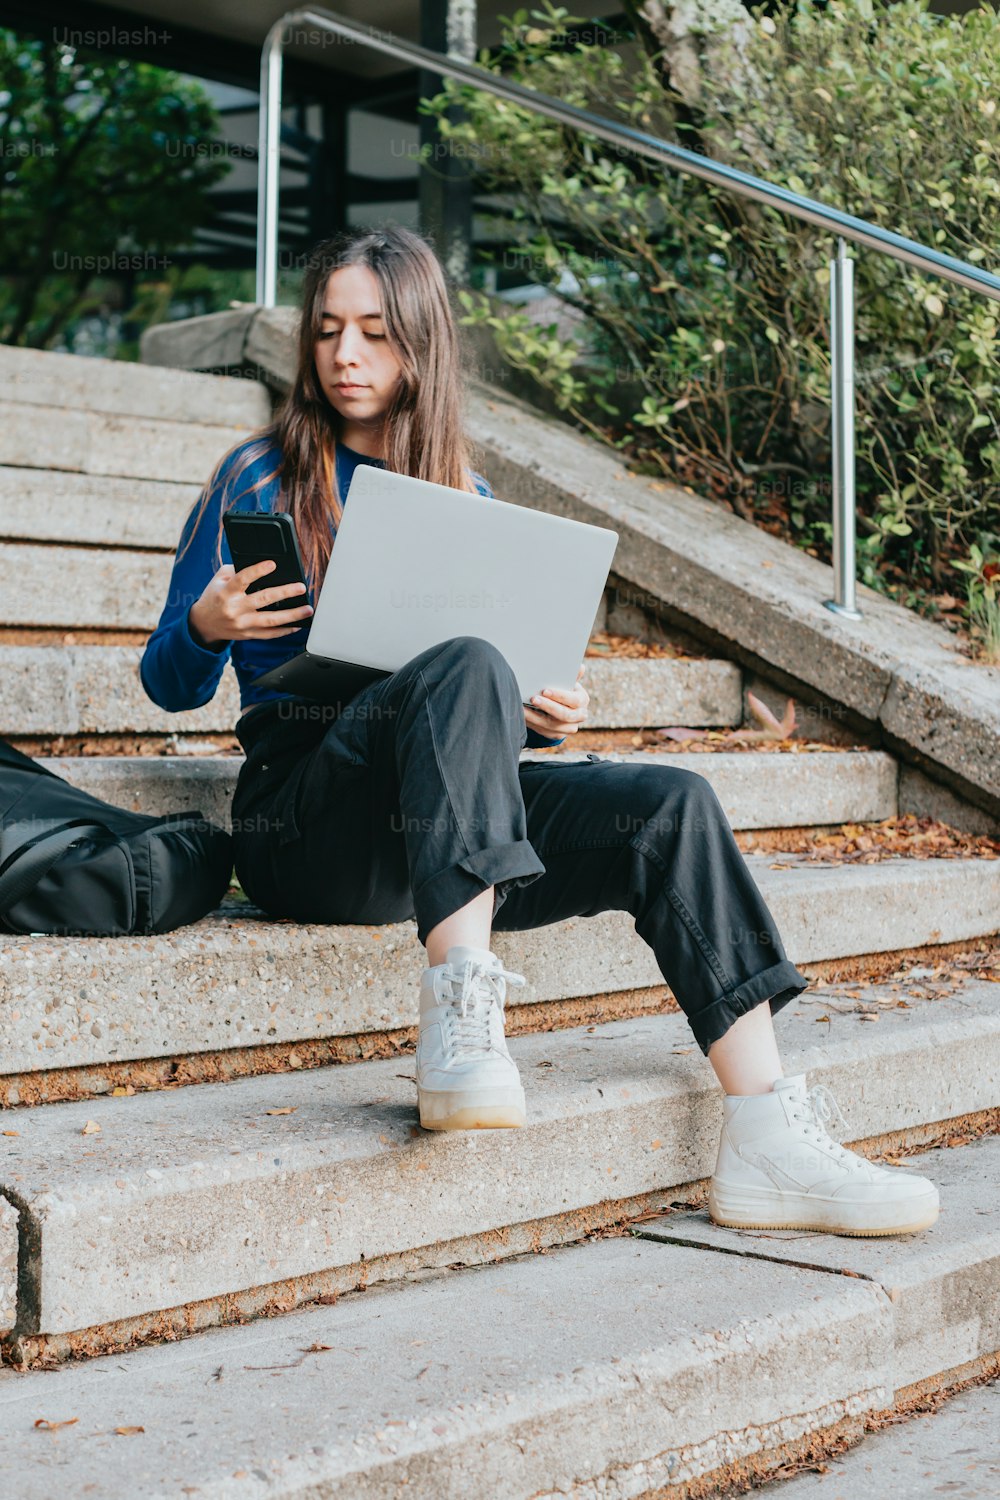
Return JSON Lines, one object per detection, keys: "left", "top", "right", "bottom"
{"left": 421, "top": 0, "right": 1000, "bottom": 644}
{"left": 0, "top": 29, "right": 229, "bottom": 351}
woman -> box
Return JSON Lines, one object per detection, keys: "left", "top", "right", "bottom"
{"left": 141, "top": 223, "right": 939, "bottom": 1238}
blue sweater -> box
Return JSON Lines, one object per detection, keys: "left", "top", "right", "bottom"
{"left": 140, "top": 436, "right": 566, "bottom": 747}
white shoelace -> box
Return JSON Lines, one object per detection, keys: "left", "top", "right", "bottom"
{"left": 440, "top": 959, "right": 526, "bottom": 1057}
{"left": 787, "top": 1082, "right": 864, "bottom": 1170}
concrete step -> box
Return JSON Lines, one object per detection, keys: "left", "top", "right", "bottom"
{"left": 1, "top": 643, "right": 242, "bottom": 735}
{"left": 0, "top": 468, "right": 199, "bottom": 550}
{"left": 0, "top": 644, "right": 741, "bottom": 734}
{"left": 0, "top": 1228, "right": 897, "bottom": 1496}
{"left": 0, "top": 1200, "right": 14, "bottom": 1338}
{"left": 638, "top": 1130, "right": 1000, "bottom": 1405}
{"left": 7, "top": 1135, "right": 992, "bottom": 1497}
{"left": 2, "top": 856, "right": 997, "bottom": 1085}
{"left": 0, "top": 544, "right": 172, "bottom": 630}
{"left": 42, "top": 746, "right": 899, "bottom": 833}
{"left": 0, "top": 404, "right": 254, "bottom": 486}
{"left": 1, "top": 981, "right": 997, "bottom": 1367}
{"left": 752, "top": 1378, "right": 999, "bottom": 1499}
{"left": 1, "top": 563, "right": 741, "bottom": 721}
{"left": 0, "top": 342, "right": 271, "bottom": 428}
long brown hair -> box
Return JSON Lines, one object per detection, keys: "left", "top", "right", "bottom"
{"left": 185, "top": 223, "right": 483, "bottom": 588}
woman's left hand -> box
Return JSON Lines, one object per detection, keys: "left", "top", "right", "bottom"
{"left": 524, "top": 663, "right": 590, "bottom": 738}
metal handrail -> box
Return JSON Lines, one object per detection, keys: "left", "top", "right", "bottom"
{"left": 257, "top": 7, "right": 1000, "bottom": 620}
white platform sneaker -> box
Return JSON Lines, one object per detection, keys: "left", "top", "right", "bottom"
{"left": 416, "top": 944, "right": 527, "bottom": 1131}
{"left": 708, "top": 1073, "right": 940, "bottom": 1237}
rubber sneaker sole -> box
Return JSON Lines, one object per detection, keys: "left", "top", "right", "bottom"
{"left": 418, "top": 1085, "right": 526, "bottom": 1131}
{"left": 707, "top": 1181, "right": 940, "bottom": 1237}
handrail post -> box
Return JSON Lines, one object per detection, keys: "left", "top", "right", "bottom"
{"left": 256, "top": 19, "right": 286, "bottom": 308}
{"left": 825, "top": 236, "right": 863, "bottom": 619}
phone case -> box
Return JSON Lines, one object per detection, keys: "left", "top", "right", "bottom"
{"left": 223, "top": 511, "right": 308, "bottom": 613}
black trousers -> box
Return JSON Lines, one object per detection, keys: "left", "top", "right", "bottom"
{"left": 231, "top": 635, "right": 809, "bottom": 1056}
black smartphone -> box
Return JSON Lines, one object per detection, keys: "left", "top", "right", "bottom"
{"left": 222, "top": 511, "right": 309, "bottom": 613}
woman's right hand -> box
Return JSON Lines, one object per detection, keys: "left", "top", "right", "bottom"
{"left": 188, "top": 560, "right": 314, "bottom": 650}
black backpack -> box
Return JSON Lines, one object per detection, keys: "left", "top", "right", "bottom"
{"left": 0, "top": 739, "right": 233, "bottom": 936}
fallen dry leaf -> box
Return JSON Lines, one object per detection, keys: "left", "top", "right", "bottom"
{"left": 584, "top": 630, "right": 686, "bottom": 660}
{"left": 770, "top": 1461, "right": 831, "bottom": 1480}
{"left": 265, "top": 1108, "right": 296, "bottom": 1116}
{"left": 746, "top": 690, "right": 797, "bottom": 740}
{"left": 756, "top": 815, "right": 1000, "bottom": 866}
{"left": 657, "top": 726, "right": 709, "bottom": 742}
{"left": 34, "top": 1417, "right": 79, "bottom": 1431}
{"left": 81, "top": 1121, "right": 101, "bottom": 1135}
{"left": 570, "top": 726, "right": 853, "bottom": 756}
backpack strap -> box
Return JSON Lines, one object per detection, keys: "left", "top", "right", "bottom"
{"left": 0, "top": 820, "right": 109, "bottom": 917}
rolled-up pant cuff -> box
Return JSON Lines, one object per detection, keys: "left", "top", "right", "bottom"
{"left": 690, "top": 960, "right": 811, "bottom": 1057}
{"left": 412, "top": 840, "right": 547, "bottom": 948}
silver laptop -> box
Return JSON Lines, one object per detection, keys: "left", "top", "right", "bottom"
{"left": 254, "top": 464, "right": 619, "bottom": 708}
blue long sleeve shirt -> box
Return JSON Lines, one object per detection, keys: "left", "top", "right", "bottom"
{"left": 140, "top": 435, "right": 566, "bottom": 747}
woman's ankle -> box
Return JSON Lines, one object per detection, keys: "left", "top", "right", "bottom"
{"left": 425, "top": 886, "right": 495, "bottom": 968}
{"left": 706, "top": 1001, "right": 784, "bottom": 1096}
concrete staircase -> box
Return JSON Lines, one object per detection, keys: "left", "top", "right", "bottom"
{"left": 0, "top": 343, "right": 998, "bottom": 1495}
{"left": 1, "top": 1126, "right": 996, "bottom": 1497}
